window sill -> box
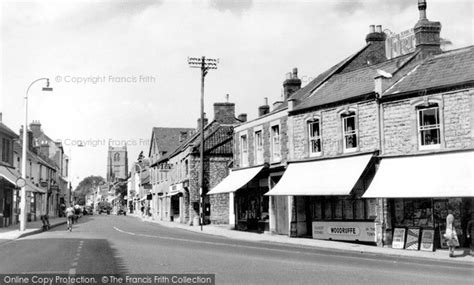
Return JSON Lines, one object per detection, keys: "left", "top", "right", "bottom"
{"left": 342, "top": 147, "right": 358, "bottom": 154}
{"left": 419, "top": 144, "right": 441, "bottom": 151}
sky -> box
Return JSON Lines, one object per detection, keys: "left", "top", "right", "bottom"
{"left": 1, "top": 0, "right": 473, "bottom": 187}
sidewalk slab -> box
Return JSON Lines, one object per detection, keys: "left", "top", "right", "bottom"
{"left": 0, "top": 217, "right": 67, "bottom": 241}
{"left": 130, "top": 213, "right": 474, "bottom": 265}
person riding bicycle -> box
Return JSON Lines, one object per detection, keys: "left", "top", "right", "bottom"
{"left": 65, "top": 206, "right": 74, "bottom": 231}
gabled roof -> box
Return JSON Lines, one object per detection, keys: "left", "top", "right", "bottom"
{"left": 292, "top": 53, "right": 416, "bottom": 112}
{"left": 384, "top": 46, "right": 474, "bottom": 96}
{"left": 167, "top": 119, "right": 235, "bottom": 161}
{"left": 0, "top": 122, "right": 18, "bottom": 138}
{"left": 271, "top": 44, "right": 373, "bottom": 114}
{"left": 148, "top": 127, "right": 194, "bottom": 158}
{"left": 13, "top": 141, "right": 57, "bottom": 170}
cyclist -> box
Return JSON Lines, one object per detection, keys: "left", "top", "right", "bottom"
{"left": 65, "top": 206, "right": 74, "bottom": 231}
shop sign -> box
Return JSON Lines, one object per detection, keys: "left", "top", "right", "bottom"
{"left": 312, "top": 221, "right": 377, "bottom": 242}
{"left": 385, "top": 28, "right": 416, "bottom": 59}
{"left": 392, "top": 228, "right": 406, "bottom": 249}
{"left": 420, "top": 229, "right": 434, "bottom": 252}
{"left": 405, "top": 227, "right": 420, "bottom": 250}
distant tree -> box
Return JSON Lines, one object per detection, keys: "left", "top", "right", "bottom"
{"left": 74, "top": 175, "right": 106, "bottom": 198}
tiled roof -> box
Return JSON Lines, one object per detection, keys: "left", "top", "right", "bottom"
{"left": 149, "top": 127, "right": 194, "bottom": 158}
{"left": 193, "top": 125, "right": 234, "bottom": 155}
{"left": 384, "top": 46, "right": 474, "bottom": 96}
{"left": 292, "top": 53, "right": 415, "bottom": 112}
{"left": 272, "top": 46, "right": 372, "bottom": 114}
{"left": 0, "top": 122, "right": 18, "bottom": 138}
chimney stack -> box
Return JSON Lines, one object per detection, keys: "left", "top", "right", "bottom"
{"left": 237, "top": 113, "right": 247, "bottom": 123}
{"left": 283, "top": 68, "right": 301, "bottom": 100}
{"left": 179, "top": 131, "right": 189, "bottom": 143}
{"left": 29, "top": 120, "right": 42, "bottom": 138}
{"left": 197, "top": 114, "right": 209, "bottom": 130}
{"left": 365, "top": 24, "right": 387, "bottom": 65}
{"left": 414, "top": 0, "right": 442, "bottom": 58}
{"left": 213, "top": 101, "right": 236, "bottom": 124}
{"left": 258, "top": 97, "right": 270, "bottom": 117}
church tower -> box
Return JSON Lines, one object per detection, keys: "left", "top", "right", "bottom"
{"left": 106, "top": 144, "right": 128, "bottom": 182}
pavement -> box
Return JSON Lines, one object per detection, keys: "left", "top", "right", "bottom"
{"left": 1, "top": 212, "right": 473, "bottom": 265}
{"left": 0, "top": 216, "right": 67, "bottom": 241}
{"left": 131, "top": 213, "right": 474, "bottom": 265}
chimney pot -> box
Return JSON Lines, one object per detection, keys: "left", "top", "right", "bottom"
{"left": 282, "top": 68, "right": 302, "bottom": 100}
{"left": 369, "top": 25, "right": 375, "bottom": 33}
{"left": 237, "top": 113, "right": 247, "bottom": 123}
{"left": 376, "top": 25, "right": 382, "bottom": 33}
{"left": 0, "top": 112, "right": 2, "bottom": 122}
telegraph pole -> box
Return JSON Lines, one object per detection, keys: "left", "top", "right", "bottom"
{"left": 188, "top": 56, "right": 218, "bottom": 231}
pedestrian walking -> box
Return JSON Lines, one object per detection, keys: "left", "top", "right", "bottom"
{"left": 65, "top": 206, "right": 74, "bottom": 232}
{"left": 466, "top": 213, "right": 474, "bottom": 257}
{"left": 444, "top": 214, "right": 459, "bottom": 257}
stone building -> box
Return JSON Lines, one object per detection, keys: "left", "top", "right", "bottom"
{"left": 148, "top": 127, "right": 194, "bottom": 220}
{"left": 166, "top": 101, "right": 239, "bottom": 225}
{"left": 208, "top": 69, "right": 303, "bottom": 233}
{"left": 268, "top": 1, "right": 473, "bottom": 249}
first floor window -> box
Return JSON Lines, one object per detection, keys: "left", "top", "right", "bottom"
{"left": 240, "top": 134, "right": 248, "bottom": 166}
{"left": 342, "top": 112, "right": 358, "bottom": 151}
{"left": 308, "top": 120, "right": 321, "bottom": 155}
{"left": 271, "top": 125, "right": 281, "bottom": 162}
{"left": 418, "top": 105, "right": 441, "bottom": 148}
{"left": 254, "top": 130, "right": 263, "bottom": 164}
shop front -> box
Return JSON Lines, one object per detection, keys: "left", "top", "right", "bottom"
{"left": 363, "top": 150, "right": 474, "bottom": 250}
{"left": 266, "top": 153, "right": 380, "bottom": 242}
{"left": 208, "top": 166, "right": 271, "bottom": 232}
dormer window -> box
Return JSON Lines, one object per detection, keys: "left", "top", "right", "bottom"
{"left": 417, "top": 104, "right": 441, "bottom": 149}
{"left": 342, "top": 112, "right": 358, "bottom": 152}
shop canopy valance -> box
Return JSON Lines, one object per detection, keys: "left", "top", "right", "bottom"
{"left": 363, "top": 151, "right": 474, "bottom": 198}
{"left": 265, "top": 154, "right": 373, "bottom": 196}
{"left": 207, "top": 166, "right": 264, "bottom": 195}
{"left": 0, "top": 165, "right": 46, "bottom": 194}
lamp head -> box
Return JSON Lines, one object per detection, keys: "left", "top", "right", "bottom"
{"left": 42, "top": 79, "right": 53, "bottom": 92}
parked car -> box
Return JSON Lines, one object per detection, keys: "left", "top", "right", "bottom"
{"left": 84, "top": 206, "right": 93, "bottom": 215}
{"left": 97, "top": 202, "right": 112, "bottom": 215}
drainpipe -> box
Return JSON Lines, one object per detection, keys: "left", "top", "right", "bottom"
{"left": 375, "top": 75, "right": 386, "bottom": 246}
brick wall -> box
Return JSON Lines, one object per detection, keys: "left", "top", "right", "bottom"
{"left": 382, "top": 90, "right": 473, "bottom": 155}
{"left": 292, "top": 101, "right": 379, "bottom": 160}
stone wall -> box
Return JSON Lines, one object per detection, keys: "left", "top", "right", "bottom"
{"left": 292, "top": 101, "right": 379, "bottom": 160}
{"left": 382, "top": 90, "right": 473, "bottom": 155}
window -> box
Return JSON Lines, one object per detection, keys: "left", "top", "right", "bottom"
{"left": 271, "top": 125, "right": 281, "bottom": 162}
{"left": 308, "top": 120, "right": 321, "bottom": 155}
{"left": 342, "top": 112, "right": 358, "bottom": 152}
{"left": 417, "top": 105, "right": 440, "bottom": 149}
{"left": 254, "top": 130, "right": 263, "bottom": 164}
{"left": 1, "top": 138, "right": 10, "bottom": 163}
{"left": 240, "top": 134, "right": 248, "bottom": 166}
{"left": 113, "top": 152, "right": 120, "bottom": 161}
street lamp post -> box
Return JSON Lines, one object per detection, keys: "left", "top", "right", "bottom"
{"left": 188, "top": 56, "right": 218, "bottom": 231}
{"left": 20, "top": 78, "right": 53, "bottom": 231}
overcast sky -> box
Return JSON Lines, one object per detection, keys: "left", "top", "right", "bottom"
{"left": 1, "top": 0, "right": 473, "bottom": 187}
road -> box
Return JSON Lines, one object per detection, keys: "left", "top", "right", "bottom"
{"left": 0, "top": 215, "right": 472, "bottom": 284}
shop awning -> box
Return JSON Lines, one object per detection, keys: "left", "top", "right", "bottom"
{"left": 265, "top": 154, "right": 374, "bottom": 196}
{"left": 363, "top": 151, "right": 474, "bottom": 198}
{"left": 26, "top": 180, "right": 47, "bottom": 194}
{"left": 0, "top": 165, "right": 18, "bottom": 185}
{"left": 207, "top": 166, "right": 264, "bottom": 195}
{"left": 0, "top": 166, "right": 46, "bottom": 193}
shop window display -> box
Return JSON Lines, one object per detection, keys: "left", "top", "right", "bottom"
{"left": 309, "top": 197, "right": 375, "bottom": 221}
